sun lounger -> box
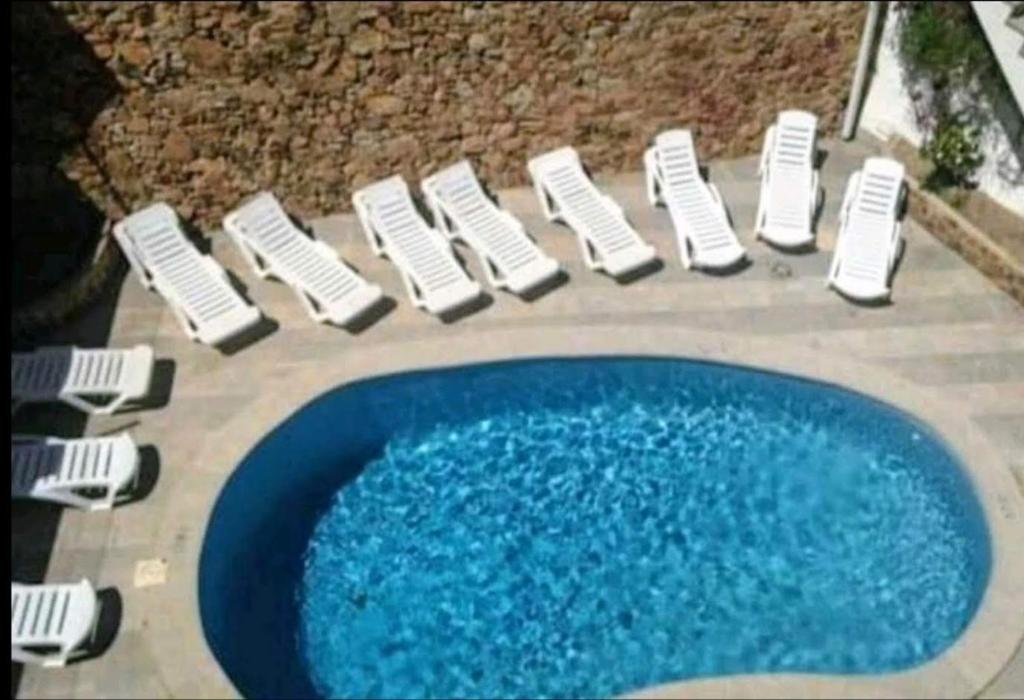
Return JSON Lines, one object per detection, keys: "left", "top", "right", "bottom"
{"left": 422, "top": 160, "right": 561, "bottom": 295}
{"left": 11, "top": 345, "right": 153, "bottom": 415}
{"left": 755, "top": 110, "right": 822, "bottom": 248}
{"left": 644, "top": 129, "right": 746, "bottom": 270}
{"left": 11, "top": 433, "right": 139, "bottom": 510}
{"left": 352, "top": 176, "right": 482, "bottom": 315}
{"left": 827, "top": 157, "right": 907, "bottom": 302}
{"left": 528, "top": 146, "right": 657, "bottom": 278}
{"left": 11, "top": 580, "right": 100, "bottom": 667}
{"left": 223, "top": 192, "right": 384, "bottom": 326}
{"left": 113, "top": 203, "right": 261, "bottom": 345}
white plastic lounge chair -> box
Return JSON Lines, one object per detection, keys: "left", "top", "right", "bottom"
{"left": 113, "top": 203, "right": 262, "bottom": 345}
{"left": 11, "top": 580, "right": 99, "bottom": 667}
{"left": 528, "top": 146, "right": 657, "bottom": 278}
{"left": 11, "top": 345, "right": 154, "bottom": 415}
{"left": 422, "top": 161, "right": 561, "bottom": 295}
{"left": 644, "top": 130, "right": 746, "bottom": 270}
{"left": 223, "top": 192, "right": 384, "bottom": 326}
{"left": 352, "top": 176, "right": 483, "bottom": 315}
{"left": 828, "top": 157, "right": 906, "bottom": 302}
{"left": 755, "top": 110, "right": 823, "bottom": 249}
{"left": 12, "top": 433, "right": 139, "bottom": 511}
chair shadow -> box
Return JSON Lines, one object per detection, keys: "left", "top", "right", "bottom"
{"left": 344, "top": 295, "right": 397, "bottom": 335}
{"left": 612, "top": 257, "right": 664, "bottom": 285}
{"left": 70, "top": 587, "right": 122, "bottom": 665}
{"left": 815, "top": 146, "right": 830, "bottom": 170}
{"left": 10, "top": 663, "right": 23, "bottom": 699}
{"left": 759, "top": 239, "right": 819, "bottom": 256}
{"left": 834, "top": 290, "right": 893, "bottom": 309}
{"left": 136, "top": 358, "right": 176, "bottom": 411}
{"left": 519, "top": 269, "right": 571, "bottom": 303}
{"left": 439, "top": 292, "right": 494, "bottom": 324}
{"left": 699, "top": 256, "right": 754, "bottom": 277}
{"left": 11, "top": 501, "right": 64, "bottom": 583}
{"left": 217, "top": 314, "right": 279, "bottom": 357}
{"left": 122, "top": 445, "right": 160, "bottom": 505}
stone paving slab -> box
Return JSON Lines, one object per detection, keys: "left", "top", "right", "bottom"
{"left": 11, "top": 139, "right": 1024, "bottom": 699}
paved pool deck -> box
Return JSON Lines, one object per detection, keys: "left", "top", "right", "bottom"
{"left": 12, "top": 137, "right": 1024, "bottom": 699}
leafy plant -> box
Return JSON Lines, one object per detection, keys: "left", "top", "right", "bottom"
{"left": 896, "top": 1, "right": 996, "bottom": 95}
{"left": 893, "top": 2, "right": 1016, "bottom": 190}
{"left": 921, "top": 114, "right": 983, "bottom": 190}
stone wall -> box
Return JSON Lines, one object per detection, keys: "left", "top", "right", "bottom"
{"left": 50, "top": 1, "right": 865, "bottom": 228}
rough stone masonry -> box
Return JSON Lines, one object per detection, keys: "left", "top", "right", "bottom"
{"left": 39, "top": 1, "right": 864, "bottom": 228}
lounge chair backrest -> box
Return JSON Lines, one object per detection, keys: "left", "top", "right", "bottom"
{"left": 527, "top": 147, "right": 633, "bottom": 244}
{"left": 849, "top": 157, "right": 905, "bottom": 226}
{"left": 354, "top": 176, "right": 460, "bottom": 282}
{"left": 529, "top": 146, "right": 656, "bottom": 277}
{"left": 422, "top": 160, "right": 560, "bottom": 294}
{"left": 771, "top": 110, "right": 817, "bottom": 171}
{"left": 653, "top": 129, "right": 704, "bottom": 193}
{"left": 11, "top": 344, "right": 153, "bottom": 415}
{"left": 11, "top": 433, "right": 138, "bottom": 510}
{"left": 12, "top": 347, "right": 123, "bottom": 397}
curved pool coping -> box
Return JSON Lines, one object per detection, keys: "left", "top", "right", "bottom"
{"left": 168, "top": 325, "right": 1024, "bottom": 699}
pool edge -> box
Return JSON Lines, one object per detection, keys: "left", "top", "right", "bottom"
{"left": 170, "top": 324, "right": 1024, "bottom": 699}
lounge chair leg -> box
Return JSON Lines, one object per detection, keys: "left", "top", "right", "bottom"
{"left": 644, "top": 150, "right": 663, "bottom": 207}
{"left": 400, "top": 270, "right": 426, "bottom": 310}
{"left": 679, "top": 239, "right": 693, "bottom": 270}
{"left": 59, "top": 393, "right": 115, "bottom": 416}
{"left": 535, "top": 182, "right": 559, "bottom": 222}
{"left": 430, "top": 201, "right": 457, "bottom": 242}
{"left": 297, "top": 289, "right": 327, "bottom": 324}
{"left": 354, "top": 203, "right": 386, "bottom": 257}
{"left": 113, "top": 228, "right": 155, "bottom": 291}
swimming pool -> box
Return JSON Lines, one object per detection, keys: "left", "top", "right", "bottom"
{"left": 199, "top": 357, "right": 991, "bottom": 699}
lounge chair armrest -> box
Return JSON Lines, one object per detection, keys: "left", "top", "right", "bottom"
{"left": 838, "top": 171, "right": 860, "bottom": 226}
{"left": 758, "top": 126, "right": 774, "bottom": 177}
{"left": 810, "top": 169, "right": 820, "bottom": 215}
{"left": 707, "top": 182, "right": 724, "bottom": 208}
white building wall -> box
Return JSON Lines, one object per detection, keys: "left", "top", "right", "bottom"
{"left": 859, "top": 5, "right": 1024, "bottom": 215}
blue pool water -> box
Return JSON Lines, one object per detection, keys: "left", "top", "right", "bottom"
{"left": 199, "top": 358, "right": 991, "bottom": 699}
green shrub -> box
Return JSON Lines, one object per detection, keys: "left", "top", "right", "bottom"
{"left": 894, "top": 2, "right": 1013, "bottom": 191}
{"left": 920, "top": 114, "right": 983, "bottom": 190}
{"left": 896, "top": 2, "right": 996, "bottom": 94}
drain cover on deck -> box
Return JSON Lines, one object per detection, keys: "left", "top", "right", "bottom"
{"left": 133, "top": 558, "right": 168, "bottom": 588}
